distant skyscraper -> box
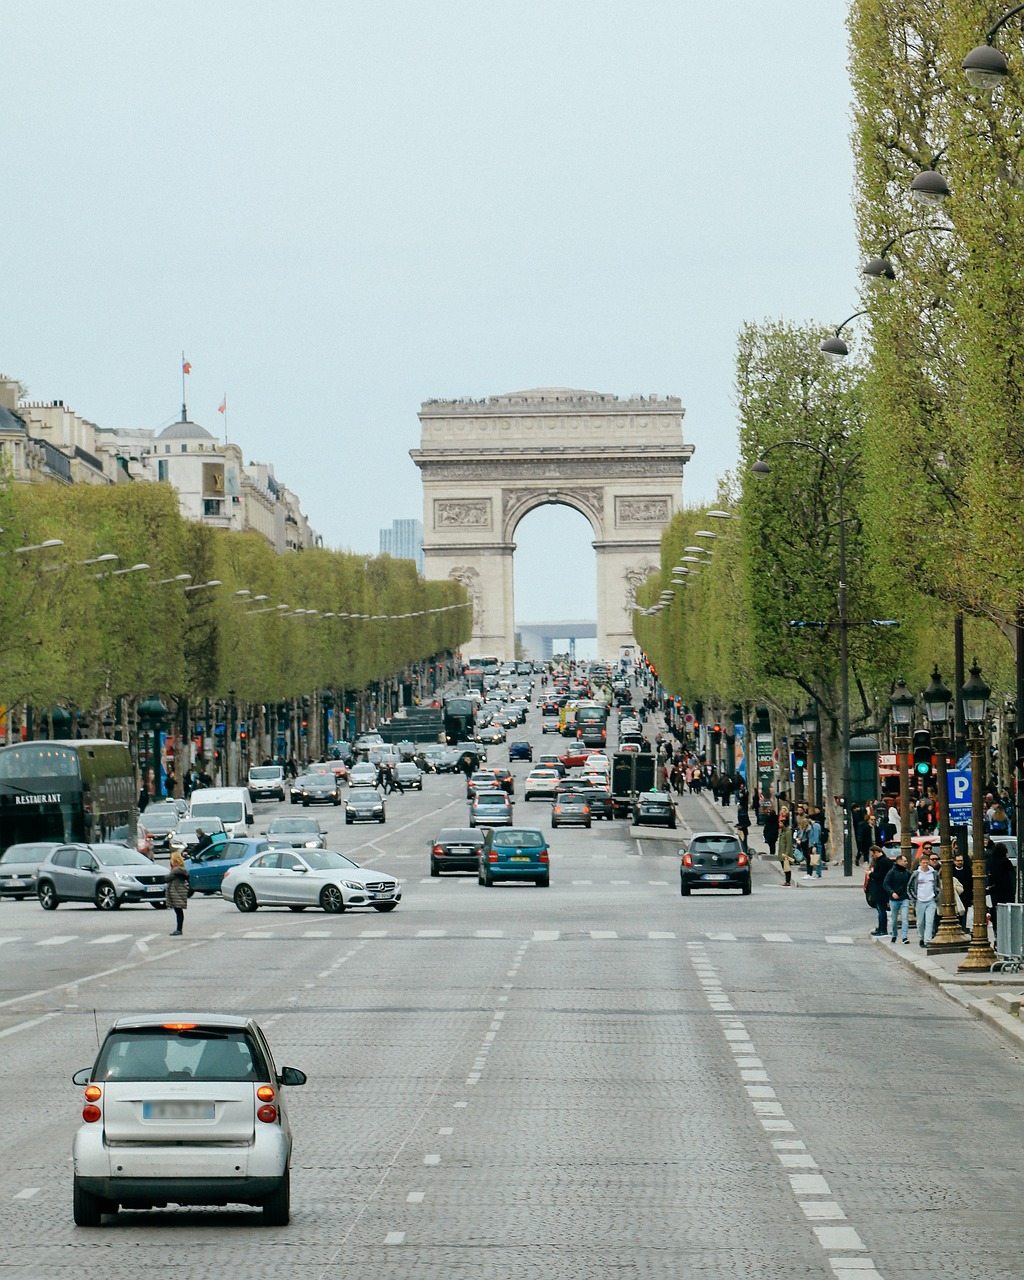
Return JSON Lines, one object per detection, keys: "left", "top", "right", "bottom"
{"left": 379, "top": 518, "right": 424, "bottom": 574}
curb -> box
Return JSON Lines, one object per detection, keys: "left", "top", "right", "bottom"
{"left": 872, "top": 935, "right": 1024, "bottom": 1056}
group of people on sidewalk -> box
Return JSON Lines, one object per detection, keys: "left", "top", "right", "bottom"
{"left": 864, "top": 840, "right": 1017, "bottom": 948}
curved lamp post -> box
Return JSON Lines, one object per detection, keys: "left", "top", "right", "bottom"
{"left": 752, "top": 440, "right": 860, "bottom": 875}
{"left": 962, "top": 5, "right": 1024, "bottom": 88}
{"left": 862, "top": 224, "right": 955, "bottom": 282}
{"left": 820, "top": 310, "right": 869, "bottom": 363}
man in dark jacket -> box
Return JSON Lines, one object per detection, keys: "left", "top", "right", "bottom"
{"left": 883, "top": 852, "right": 912, "bottom": 943}
{"left": 762, "top": 808, "right": 780, "bottom": 860}
{"left": 868, "top": 845, "right": 894, "bottom": 936}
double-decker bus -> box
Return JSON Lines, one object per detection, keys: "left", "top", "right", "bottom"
{"left": 0, "top": 740, "right": 137, "bottom": 854}
{"left": 464, "top": 654, "right": 500, "bottom": 692}
{"left": 574, "top": 701, "right": 610, "bottom": 747}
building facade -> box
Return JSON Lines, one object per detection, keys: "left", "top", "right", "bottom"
{"left": 379, "top": 518, "right": 424, "bottom": 574}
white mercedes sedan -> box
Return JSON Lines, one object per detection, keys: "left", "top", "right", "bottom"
{"left": 221, "top": 848, "right": 401, "bottom": 914}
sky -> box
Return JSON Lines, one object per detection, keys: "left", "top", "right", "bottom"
{"left": 3, "top": 2, "right": 856, "bottom": 634}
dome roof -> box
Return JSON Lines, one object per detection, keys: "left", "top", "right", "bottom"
{"left": 158, "top": 417, "right": 214, "bottom": 441}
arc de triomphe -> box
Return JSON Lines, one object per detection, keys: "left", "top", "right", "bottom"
{"left": 411, "top": 388, "right": 693, "bottom": 660}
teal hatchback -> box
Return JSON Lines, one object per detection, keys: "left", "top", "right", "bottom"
{"left": 478, "top": 827, "right": 550, "bottom": 887}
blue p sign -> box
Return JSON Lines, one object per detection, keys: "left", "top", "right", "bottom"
{"left": 947, "top": 770, "right": 972, "bottom": 806}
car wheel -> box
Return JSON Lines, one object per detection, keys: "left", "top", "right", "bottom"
{"left": 262, "top": 1169, "right": 290, "bottom": 1227}
{"left": 373, "top": 902, "right": 397, "bottom": 912}
{"left": 290, "top": 796, "right": 299, "bottom": 805}
{"left": 302, "top": 799, "right": 309, "bottom": 807}
{"left": 378, "top": 815, "right": 386, "bottom": 824}
{"left": 535, "top": 875, "right": 550, "bottom": 887}
{"left": 680, "top": 879, "right": 691, "bottom": 896}
{"left": 38, "top": 881, "right": 59, "bottom": 910}
{"left": 234, "top": 884, "right": 258, "bottom": 913}
{"left": 742, "top": 878, "right": 752, "bottom": 896}
{"left": 288, "top": 905, "right": 307, "bottom": 912}
{"left": 319, "top": 884, "right": 345, "bottom": 913}
{"left": 430, "top": 861, "right": 440, "bottom": 877}
{"left": 95, "top": 882, "right": 120, "bottom": 911}
{"left": 482, "top": 870, "right": 493, "bottom": 886}
{"left": 73, "top": 1178, "right": 104, "bottom": 1227}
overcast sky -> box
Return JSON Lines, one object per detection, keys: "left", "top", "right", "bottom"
{"left": 4, "top": 2, "right": 855, "bottom": 636}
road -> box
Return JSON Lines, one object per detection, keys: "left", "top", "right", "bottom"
{"left": 2, "top": 703, "right": 1023, "bottom": 1278}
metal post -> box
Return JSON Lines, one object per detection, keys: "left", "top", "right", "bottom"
{"left": 959, "top": 723, "right": 997, "bottom": 970}
{"left": 897, "top": 729, "right": 913, "bottom": 869}
{"left": 838, "top": 472, "right": 853, "bottom": 877}
{"left": 929, "top": 729, "right": 969, "bottom": 952}
{"left": 954, "top": 612, "right": 966, "bottom": 761}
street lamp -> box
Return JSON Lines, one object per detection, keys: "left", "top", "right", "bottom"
{"left": 958, "top": 660, "right": 997, "bottom": 971}
{"left": 819, "top": 310, "right": 869, "bottom": 364}
{"left": 137, "top": 694, "right": 169, "bottom": 802}
{"left": 802, "top": 701, "right": 819, "bottom": 808}
{"left": 752, "top": 441, "right": 859, "bottom": 875}
{"left": 962, "top": 6, "right": 1024, "bottom": 89}
{"left": 890, "top": 678, "right": 916, "bottom": 870}
{"left": 921, "top": 666, "right": 968, "bottom": 952}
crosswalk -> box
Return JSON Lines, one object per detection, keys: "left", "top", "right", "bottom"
{"left": 0, "top": 928, "right": 857, "bottom": 947}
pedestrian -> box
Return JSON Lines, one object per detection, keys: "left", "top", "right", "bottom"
{"left": 167, "top": 851, "right": 189, "bottom": 937}
{"left": 193, "top": 828, "right": 213, "bottom": 858}
{"left": 796, "top": 815, "right": 812, "bottom": 877}
{"left": 762, "top": 806, "right": 780, "bottom": 861}
{"left": 988, "top": 842, "right": 1016, "bottom": 947}
{"left": 736, "top": 805, "right": 750, "bottom": 855}
{"left": 883, "top": 852, "right": 912, "bottom": 943}
{"left": 952, "top": 850, "right": 973, "bottom": 932}
{"left": 807, "top": 813, "right": 824, "bottom": 878}
{"left": 867, "top": 844, "right": 894, "bottom": 936}
{"left": 777, "top": 809, "right": 795, "bottom": 886}
{"left": 390, "top": 762, "right": 404, "bottom": 794}
{"left": 138, "top": 785, "right": 149, "bottom": 814}
{"left": 908, "top": 843, "right": 939, "bottom": 948}
{"left": 854, "top": 807, "right": 873, "bottom": 866}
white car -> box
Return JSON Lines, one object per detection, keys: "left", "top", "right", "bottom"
{"left": 523, "top": 768, "right": 562, "bottom": 801}
{"left": 71, "top": 1014, "right": 305, "bottom": 1226}
{"left": 348, "top": 763, "right": 378, "bottom": 788}
{"left": 222, "top": 848, "right": 401, "bottom": 913}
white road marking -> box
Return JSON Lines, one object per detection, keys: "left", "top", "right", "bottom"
{"left": 801, "top": 1201, "right": 847, "bottom": 1220}
{"left": 303, "top": 931, "right": 332, "bottom": 938}
{"left": 0, "top": 1012, "right": 61, "bottom": 1040}
{"left": 423, "top": 1154, "right": 440, "bottom": 1165}
{"left": 438, "top": 1127, "right": 453, "bottom": 1135}
{"left": 609, "top": 879, "right": 630, "bottom": 885}
{"left": 244, "top": 931, "right": 274, "bottom": 939}
{"left": 763, "top": 932, "right": 793, "bottom": 943}
{"left": 13, "top": 1188, "right": 40, "bottom": 1200}
{"left": 90, "top": 934, "right": 131, "bottom": 945}
{"left": 0, "top": 938, "right": 23, "bottom": 946}
{"left": 779, "top": 1153, "right": 818, "bottom": 1168}
{"left": 814, "top": 1226, "right": 865, "bottom": 1251}
{"left": 384, "top": 1231, "right": 405, "bottom": 1244}
{"left": 790, "top": 1174, "right": 832, "bottom": 1196}
{"left": 706, "top": 931, "right": 736, "bottom": 940}
{"left": 830, "top": 1264, "right": 883, "bottom": 1280}
{"left": 571, "top": 879, "right": 593, "bottom": 885}
{"left": 407, "top": 1191, "right": 425, "bottom": 1203}
{"left": 826, "top": 935, "right": 855, "bottom": 945}
{"left": 37, "top": 935, "right": 76, "bottom": 946}
{"left": 647, "top": 880, "right": 669, "bottom": 885}
{"left": 532, "top": 930, "right": 559, "bottom": 940}
{"left": 360, "top": 929, "right": 388, "bottom": 937}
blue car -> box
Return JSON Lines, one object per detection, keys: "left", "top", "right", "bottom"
{"left": 508, "top": 740, "right": 533, "bottom": 762}
{"left": 478, "top": 827, "right": 550, "bottom": 887}
{"left": 186, "top": 837, "right": 270, "bottom": 896}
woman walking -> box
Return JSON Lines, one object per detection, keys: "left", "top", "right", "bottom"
{"left": 167, "top": 851, "right": 189, "bottom": 937}
{"left": 777, "top": 809, "right": 795, "bottom": 886}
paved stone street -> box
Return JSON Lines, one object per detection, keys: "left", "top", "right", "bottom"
{"left": 2, "top": 738, "right": 1023, "bottom": 1278}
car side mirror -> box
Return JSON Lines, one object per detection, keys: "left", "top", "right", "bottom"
{"left": 279, "top": 1065, "right": 306, "bottom": 1086}
{"left": 293, "top": 865, "right": 307, "bottom": 873}
{"left": 72, "top": 1067, "right": 92, "bottom": 1085}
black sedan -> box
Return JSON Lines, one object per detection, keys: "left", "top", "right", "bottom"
{"left": 430, "top": 827, "right": 485, "bottom": 876}
{"left": 346, "top": 791, "right": 386, "bottom": 824}
{"left": 633, "top": 791, "right": 677, "bottom": 829}
{"left": 297, "top": 772, "right": 341, "bottom": 806}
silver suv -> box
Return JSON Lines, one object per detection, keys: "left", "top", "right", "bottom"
{"left": 72, "top": 1014, "right": 306, "bottom": 1225}
{"left": 37, "top": 844, "right": 169, "bottom": 911}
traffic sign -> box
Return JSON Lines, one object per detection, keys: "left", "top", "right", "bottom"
{"left": 947, "top": 769, "right": 972, "bottom": 826}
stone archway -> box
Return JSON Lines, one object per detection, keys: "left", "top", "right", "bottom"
{"left": 411, "top": 388, "right": 693, "bottom": 659}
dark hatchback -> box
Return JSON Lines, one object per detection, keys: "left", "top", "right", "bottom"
{"left": 580, "top": 787, "right": 613, "bottom": 821}
{"left": 508, "top": 740, "right": 533, "bottom": 762}
{"left": 680, "top": 832, "right": 751, "bottom": 895}
{"left": 430, "top": 827, "right": 485, "bottom": 876}
{"left": 633, "top": 791, "right": 677, "bottom": 829}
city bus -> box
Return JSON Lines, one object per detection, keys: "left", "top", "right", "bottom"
{"left": 574, "top": 701, "right": 610, "bottom": 747}
{"left": 464, "top": 654, "right": 500, "bottom": 692}
{"left": 0, "top": 740, "right": 138, "bottom": 854}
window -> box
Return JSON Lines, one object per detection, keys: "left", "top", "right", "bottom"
{"left": 157, "top": 460, "right": 168, "bottom": 481}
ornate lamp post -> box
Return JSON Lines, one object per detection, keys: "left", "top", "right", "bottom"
{"left": 922, "top": 667, "right": 968, "bottom": 952}
{"left": 890, "top": 679, "right": 916, "bottom": 871}
{"left": 137, "top": 695, "right": 169, "bottom": 802}
{"left": 788, "top": 707, "right": 804, "bottom": 809}
{"left": 959, "top": 661, "right": 997, "bottom": 971}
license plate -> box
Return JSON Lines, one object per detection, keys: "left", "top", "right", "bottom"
{"left": 146, "top": 885, "right": 163, "bottom": 893}
{"left": 8, "top": 879, "right": 24, "bottom": 888}
{"left": 142, "top": 1101, "right": 216, "bottom": 1120}
{"left": 702, "top": 873, "right": 728, "bottom": 882}
{"left": 370, "top": 891, "right": 393, "bottom": 900}
{"left": 510, "top": 856, "right": 530, "bottom": 862}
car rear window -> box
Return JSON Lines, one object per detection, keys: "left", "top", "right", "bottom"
{"left": 492, "top": 830, "right": 544, "bottom": 848}
{"left": 438, "top": 828, "right": 481, "bottom": 842}
{"left": 690, "top": 836, "right": 742, "bottom": 853}
{"left": 94, "top": 1029, "right": 264, "bottom": 1081}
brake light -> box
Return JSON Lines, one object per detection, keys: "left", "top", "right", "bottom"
{"left": 539, "top": 850, "right": 549, "bottom": 863}
{"left": 257, "top": 1104, "right": 278, "bottom": 1123}
{"left": 488, "top": 851, "right": 498, "bottom": 862}
{"left": 162, "top": 1023, "right": 197, "bottom": 1031}
{"left": 257, "top": 1085, "right": 276, "bottom": 1102}
{"left": 84, "top": 1085, "right": 102, "bottom": 1102}
{"left": 682, "top": 853, "right": 693, "bottom": 866}
{"left": 737, "top": 853, "right": 748, "bottom": 867}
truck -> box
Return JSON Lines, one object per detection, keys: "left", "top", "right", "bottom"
{"left": 443, "top": 697, "right": 476, "bottom": 745}
{"left": 611, "top": 751, "right": 657, "bottom": 818}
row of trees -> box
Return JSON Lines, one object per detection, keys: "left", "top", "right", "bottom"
{"left": 0, "top": 476, "right": 470, "bottom": 739}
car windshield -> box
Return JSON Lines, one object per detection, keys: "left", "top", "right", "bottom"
{"left": 304, "top": 850, "right": 360, "bottom": 871}
{"left": 177, "top": 819, "right": 223, "bottom": 835}
{"left": 93, "top": 846, "right": 155, "bottom": 867}
{"left": 249, "top": 768, "right": 281, "bottom": 780}
{"left": 348, "top": 794, "right": 379, "bottom": 805}
{"left": 492, "top": 830, "right": 545, "bottom": 848}
{"left": 94, "top": 1028, "right": 263, "bottom": 1082}
{"left": 269, "top": 819, "right": 318, "bottom": 833}
{"left": 190, "top": 802, "right": 243, "bottom": 822}
{"left": 143, "top": 804, "right": 178, "bottom": 821}
{"left": 0, "top": 843, "right": 53, "bottom": 864}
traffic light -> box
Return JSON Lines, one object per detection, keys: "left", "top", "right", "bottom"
{"left": 1013, "top": 734, "right": 1024, "bottom": 773}
{"left": 793, "top": 736, "right": 807, "bottom": 770}
{"left": 913, "top": 728, "right": 933, "bottom": 778}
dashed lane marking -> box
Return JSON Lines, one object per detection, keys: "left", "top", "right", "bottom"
{"left": 36, "top": 936, "right": 77, "bottom": 946}
{"left": 89, "top": 934, "right": 131, "bottom": 945}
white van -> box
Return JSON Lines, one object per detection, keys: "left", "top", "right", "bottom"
{"left": 188, "top": 787, "right": 254, "bottom": 839}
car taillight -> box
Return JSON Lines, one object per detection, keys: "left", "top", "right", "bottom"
{"left": 82, "top": 1087, "right": 102, "bottom": 1122}
{"left": 682, "top": 853, "right": 693, "bottom": 866}
{"left": 257, "top": 1085, "right": 276, "bottom": 1102}
{"left": 84, "top": 1084, "right": 102, "bottom": 1102}
{"left": 257, "top": 1104, "right": 278, "bottom": 1123}
{"left": 488, "top": 851, "right": 498, "bottom": 862}
{"left": 737, "top": 853, "right": 748, "bottom": 866}
{"left": 539, "top": 850, "right": 549, "bottom": 863}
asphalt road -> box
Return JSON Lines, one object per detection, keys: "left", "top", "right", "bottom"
{"left": 2, "top": 705, "right": 1023, "bottom": 1279}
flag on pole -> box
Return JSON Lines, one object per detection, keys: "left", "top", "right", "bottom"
{"left": 217, "top": 396, "right": 227, "bottom": 414}
{"left": 182, "top": 358, "right": 192, "bottom": 375}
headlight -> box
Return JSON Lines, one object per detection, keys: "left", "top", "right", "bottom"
{"left": 341, "top": 880, "right": 363, "bottom": 890}
{"left": 304, "top": 840, "right": 319, "bottom": 848}
{"left": 112, "top": 871, "right": 136, "bottom": 883}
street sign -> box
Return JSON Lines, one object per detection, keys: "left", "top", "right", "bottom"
{"left": 947, "top": 769, "right": 972, "bottom": 826}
